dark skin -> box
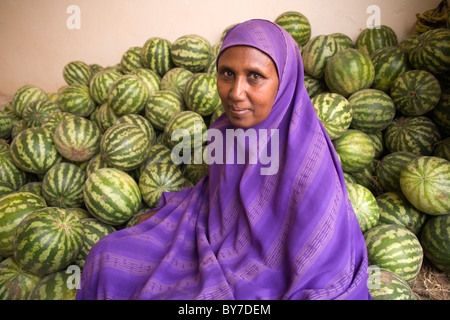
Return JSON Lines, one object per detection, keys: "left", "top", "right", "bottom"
{"left": 136, "top": 46, "right": 279, "bottom": 225}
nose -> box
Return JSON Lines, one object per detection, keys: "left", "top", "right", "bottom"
{"left": 229, "top": 76, "right": 246, "bottom": 102}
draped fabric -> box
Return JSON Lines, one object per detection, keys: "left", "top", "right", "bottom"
{"left": 76, "top": 19, "right": 371, "bottom": 300}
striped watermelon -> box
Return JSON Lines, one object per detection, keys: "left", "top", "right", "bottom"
{"left": 115, "top": 113, "right": 156, "bottom": 145}
{"left": 66, "top": 208, "right": 91, "bottom": 220}
{"left": 274, "top": 11, "right": 311, "bottom": 47}
{"left": 400, "top": 156, "right": 450, "bottom": 216}
{"left": 0, "top": 191, "right": 47, "bottom": 257}
{"left": 210, "top": 105, "right": 225, "bottom": 126}
{"left": 0, "top": 110, "right": 15, "bottom": 140}
{"left": 184, "top": 73, "right": 222, "bottom": 116}
{"left": 160, "top": 67, "right": 194, "bottom": 96}
{"left": 22, "top": 100, "right": 61, "bottom": 128}
{"left": 355, "top": 25, "right": 398, "bottom": 56}
{"left": 62, "top": 60, "right": 93, "bottom": 86}
{"left": 0, "top": 150, "right": 26, "bottom": 191}
{"left": 89, "top": 67, "right": 122, "bottom": 105}
{"left": 350, "top": 159, "right": 383, "bottom": 197}
{"left": 302, "top": 35, "right": 338, "bottom": 79}
{"left": 364, "top": 224, "right": 423, "bottom": 283}
{"left": 41, "top": 112, "right": 76, "bottom": 134}
{"left": 139, "top": 163, "right": 191, "bottom": 208}
{"left": 0, "top": 181, "right": 14, "bottom": 198}
{"left": 345, "top": 183, "right": 380, "bottom": 233}
{"left": 90, "top": 63, "right": 104, "bottom": 74}
{"left": 75, "top": 218, "right": 116, "bottom": 268}
{"left": 304, "top": 75, "right": 326, "bottom": 98}
{"left": 324, "top": 48, "right": 375, "bottom": 97}
{"left": 145, "top": 90, "right": 186, "bottom": 131}
{"left": 162, "top": 111, "right": 207, "bottom": 152}
{"left": 18, "top": 182, "right": 43, "bottom": 197}
{"left": 138, "top": 144, "right": 174, "bottom": 177}
{"left": 310, "top": 92, "right": 352, "bottom": 140}
{"left": 97, "top": 103, "right": 118, "bottom": 133}
{"left": 12, "top": 84, "right": 49, "bottom": 118}
{"left": 11, "top": 119, "right": 28, "bottom": 140}
{"left": 398, "top": 33, "right": 420, "bottom": 54}
{"left": 390, "top": 70, "right": 442, "bottom": 116}
{"left": 375, "top": 151, "right": 418, "bottom": 192}
{"left": 367, "top": 131, "right": 385, "bottom": 159}
{"left": 332, "top": 129, "right": 375, "bottom": 173}
{"left": 376, "top": 192, "right": 427, "bottom": 235}
{"left": 107, "top": 74, "right": 149, "bottom": 116}
{"left": 348, "top": 89, "right": 396, "bottom": 133}
{"left": 53, "top": 116, "right": 102, "bottom": 162}
{"left": 432, "top": 92, "right": 450, "bottom": 137}
{"left": 329, "top": 33, "right": 354, "bottom": 51}
{"left": 141, "top": 37, "right": 175, "bottom": 77}
{"left": 57, "top": 84, "right": 96, "bottom": 117}
{"left": 13, "top": 207, "right": 85, "bottom": 275}
{"left": 28, "top": 270, "right": 77, "bottom": 300}
{"left": 85, "top": 153, "right": 109, "bottom": 177}
{"left": 130, "top": 68, "right": 161, "bottom": 97}
{"left": 10, "top": 127, "right": 62, "bottom": 175}
{"left": 83, "top": 168, "right": 141, "bottom": 225}
{"left": 408, "top": 28, "right": 450, "bottom": 76}
{"left": 120, "top": 46, "right": 143, "bottom": 73}
{"left": 100, "top": 123, "right": 151, "bottom": 171}
{"left": 420, "top": 214, "right": 450, "bottom": 273}
{"left": 171, "top": 34, "right": 211, "bottom": 73}
{"left": 41, "top": 162, "right": 86, "bottom": 208}
{"left": 433, "top": 137, "right": 450, "bottom": 161}
{"left": 370, "top": 46, "right": 410, "bottom": 93}
{"left": 368, "top": 265, "right": 416, "bottom": 300}
{"left": 384, "top": 116, "right": 441, "bottom": 156}
{"left": 0, "top": 257, "right": 43, "bottom": 300}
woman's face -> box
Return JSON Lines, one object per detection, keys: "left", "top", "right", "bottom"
{"left": 216, "top": 46, "right": 279, "bottom": 128}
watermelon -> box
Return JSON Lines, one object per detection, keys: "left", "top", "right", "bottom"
{"left": 420, "top": 214, "right": 450, "bottom": 273}
{"left": 345, "top": 183, "right": 380, "bottom": 233}
{"left": 210, "top": 105, "right": 224, "bottom": 126}
{"left": 107, "top": 74, "right": 149, "bottom": 116}
{"left": 367, "top": 265, "right": 416, "bottom": 300}
{"left": 100, "top": 123, "right": 151, "bottom": 171}
{"left": 0, "top": 257, "right": 43, "bottom": 300}
{"left": 83, "top": 168, "right": 141, "bottom": 225}
{"left": 398, "top": 33, "right": 420, "bottom": 53}
{"left": 141, "top": 37, "right": 175, "bottom": 77}
{"left": 408, "top": 28, "right": 450, "bottom": 76}
{"left": 130, "top": 68, "right": 161, "bottom": 97}
{"left": 0, "top": 181, "right": 14, "bottom": 198}
{"left": 160, "top": 67, "right": 194, "bottom": 96}
{"left": 18, "top": 182, "right": 43, "bottom": 197}
{"left": 355, "top": 25, "right": 398, "bottom": 56}
{"left": 0, "top": 150, "right": 26, "bottom": 191}
{"left": 274, "top": 11, "right": 311, "bottom": 47}
{"left": 96, "top": 103, "right": 118, "bottom": 133}
{"left": 171, "top": 34, "right": 211, "bottom": 73}
{"left": 13, "top": 207, "right": 85, "bottom": 275}
{"left": 145, "top": 90, "right": 186, "bottom": 131}
{"left": 364, "top": 224, "right": 423, "bottom": 283}
{"left": 370, "top": 46, "right": 410, "bottom": 93}
{"left": 120, "top": 46, "right": 143, "bottom": 73}
{"left": 162, "top": 111, "right": 208, "bottom": 154}
{"left": 329, "top": 33, "right": 354, "bottom": 51}
{"left": 433, "top": 137, "right": 450, "bottom": 161}
{"left": 139, "top": 163, "right": 191, "bottom": 208}
{"left": 0, "top": 110, "right": 15, "bottom": 140}
{"left": 350, "top": 159, "right": 383, "bottom": 197}
{"left": 75, "top": 218, "right": 116, "bottom": 268}
{"left": 310, "top": 92, "right": 352, "bottom": 140}
{"left": 400, "top": 156, "right": 450, "bottom": 216}
{"left": 390, "top": 70, "right": 441, "bottom": 116}
{"left": 432, "top": 92, "right": 450, "bottom": 137}
{"left": 304, "top": 75, "right": 326, "bottom": 98}
{"left": 22, "top": 100, "right": 61, "bottom": 128}
{"left": 11, "top": 84, "right": 49, "bottom": 118}
{"left": 41, "top": 112, "right": 76, "bottom": 134}
{"left": 41, "top": 162, "right": 86, "bottom": 208}
{"left": 375, "top": 151, "right": 418, "bottom": 192}
{"left": 138, "top": 144, "right": 174, "bottom": 176}
{"left": 54, "top": 116, "right": 101, "bottom": 162}
{"left": 383, "top": 116, "right": 441, "bottom": 156}
{"left": 0, "top": 191, "right": 47, "bottom": 257}
{"left": 332, "top": 129, "right": 375, "bottom": 173}
{"left": 376, "top": 192, "right": 427, "bottom": 235}
{"left": 115, "top": 113, "right": 156, "bottom": 145}
{"left": 302, "top": 35, "right": 338, "bottom": 79}
{"left": 348, "top": 89, "right": 396, "bottom": 133}
{"left": 367, "top": 131, "right": 385, "bottom": 159}
{"left": 57, "top": 84, "right": 96, "bottom": 117}
{"left": 89, "top": 67, "right": 122, "bottom": 105}
{"left": 28, "top": 270, "right": 77, "bottom": 300}
{"left": 10, "top": 127, "right": 62, "bottom": 175}
{"left": 324, "top": 48, "right": 375, "bottom": 97}
{"left": 85, "top": 153, "right": 109, "bottom": 177}
{"left": 10, "top": 119, "right": 28, "bottom": 140}
{"left": 62, "top": 60, "right": 93, "bottom": 86}
{"left": 90, "top": 63, "right": 104, "bottom": 74}
{"left": 184, "top": 73, "right": 222, "bottom": 116}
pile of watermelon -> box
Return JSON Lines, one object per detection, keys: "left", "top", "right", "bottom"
{"left": 0, "top": 10, "right": 449, "bottom": 300}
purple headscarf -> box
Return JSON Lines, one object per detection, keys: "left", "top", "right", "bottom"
{"left": 76, "top": 19, "right": 371, "bottom": 300}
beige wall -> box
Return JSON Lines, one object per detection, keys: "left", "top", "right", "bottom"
{"left": 0, "top": 0, "right": 439, "bottom": 105}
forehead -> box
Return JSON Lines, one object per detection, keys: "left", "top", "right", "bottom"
{"left": 217, "top": 46, "right": 277, "bottom": 72}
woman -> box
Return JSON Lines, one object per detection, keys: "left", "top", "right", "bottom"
{"left": 76, "top": 19, "right": 371, "bottom": 300}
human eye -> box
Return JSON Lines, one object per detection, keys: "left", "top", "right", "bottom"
{"left": 218, "top": 68, "right": 234, "bottom": 80}
{"left": 248, "top": 71, "right": 263, "bottom": 82}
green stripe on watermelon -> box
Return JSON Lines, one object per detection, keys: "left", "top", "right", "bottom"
{"left": 41, "top": 112, "right": 76, "bottom": 134}
{"left": 304, "top": 75, "right": 326, "bottom": 98}
{"left": 433, "top": 137, "right": 450, "bottom": 161}
{"left": 13, "top": 207, "right": 85, "bottom": 275}
{"left": 22, "top": 100, "right": 61, "bottom": 128}
{"left": 145, "top": 90, "right": 186, "bottom": 131}
{"left": 400, "top": 156, "right": 450, "bottom": 216}
{"left": 162, "top": 111, "right": 207, "bottom": 152}
{"left": 355, "top": 25, "right": 398, "bottom": 56}
{"left": 115, "top": 113, "right": 156, "bottom": 145}
{"left": 63, "top": 60, "right": 93, "bottom": 86}
{"left": 141, "top": 37, "right": 175, "bottom": 77}
{"left": 12, "top": 84, "right": 49, "bottom": 118}
{"left": 333, "top": 129, "right": 375, "bottom": 173}
{"left": 184, "top": 73, "right": 221, "bottom": 116}
{"left": 83, "top": 168, "right": 141, "bottom": 225}
{"left": 120, "top": 46, "right": 143, "bottom": 73}
{"left": 420, "top": 214, "right": 450, "bottom": 273}
{"left": 160, "top": 67, "right": 194, "bottom": 96}
{"left": 329, "top": 33, "right": 354, "bottom": 51}
{"left": 97, "top": 103, "right": 118, "bottom": 133}
{"left": 89, "top": 68, "right": 122, "bottom": 105}
{"left": 274, "top": 11, "right": 311, "bottom": 47}
{"left": 28, "top": 270, "right": 77, "bottom": 300}
{"left": 130, "top": 68, "right": 161, "bottom": 97}
{"left": 171, "top": 34, "right": 211, "bottom": 73}
{"left": 0, "top": 152, "right": 26, "bottom": 191}
{"left": 303, "top": 35, "right": 338, "bottom": 79}
{"left": 57, "top": 84, "right": 96, "bottom": 117}
{"left": 345, "top": 183, "right": 380, "bottom": 233}
{"left": 368, "top": 265, "right": 417, "bottom": 300}
{"left": 375, "top": 151, "right": 418, "bottom": 192}
{"left": 0, "top": 257, "right": 43, "bottom": 300}
{"left": 364, "top": 224, "right": 423, "bottom": 283}
{"left": 432, "top": 92, "right": 450, "bottom": 137}
{"left": 107, "top": 74, "right": 150, "bottom": 116}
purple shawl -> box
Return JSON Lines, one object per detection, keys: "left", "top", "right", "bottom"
{"left": 76, "top": 19, "right": 370, "bottom": 300}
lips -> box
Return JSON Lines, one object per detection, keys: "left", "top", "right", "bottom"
{"left": 229, "top": 105, "right": 250, "bottom": 116}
